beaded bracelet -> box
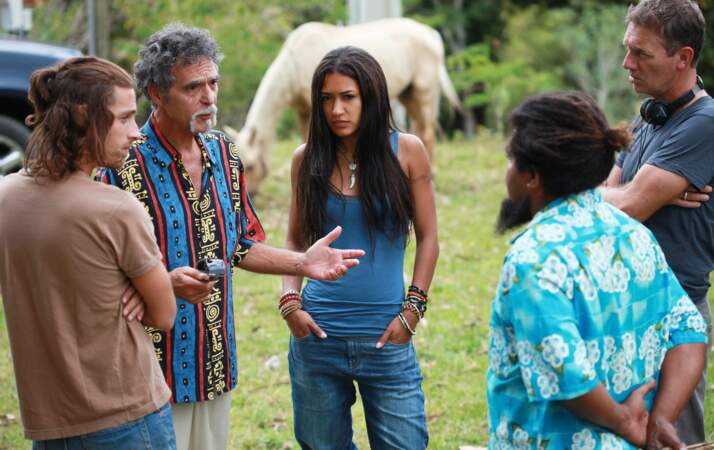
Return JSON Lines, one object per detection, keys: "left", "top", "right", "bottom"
{"left": 279, "top": 289, "right": 301, "bottom": 302}
{"left": 401, "top": 300, "right": 423, "bottom": 320}
{"left": 407, "top": 291, "right": 427, "bottom": 303}
{"left": 278, "top": 289, "right": 303, "bottom": 319}
{"left": 408, "top": 284, "right": 428, "bottom": 299}
{"left": 279, "top": 293, "right": 301, "bottom": 308}
{"left": 279, "top": 299, "right": 303, "bottom": 319}
{"left": 398, "top": 312, "right": 417, "bottom": 335}
{"left": 405, "top": 295, "right": 428, "bottom": 317}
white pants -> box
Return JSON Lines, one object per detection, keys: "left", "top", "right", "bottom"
{"left": 171, "top": 392, "right": 232, "bottom": 450}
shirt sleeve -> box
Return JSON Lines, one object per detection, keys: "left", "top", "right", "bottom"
{"left": 506, "top": 255, "right": 600, "bottom": 402}
{"left": 665, "top": 292, "right": 709, "bottom": 348}
{"left": 105, "top": 192, "right": 163, "bottom": 278}
{"left": 647, "top": 113, "right": 714, "bottom": 191}
{"left": 229, "top": 140, "right": 265, "bottom": 266}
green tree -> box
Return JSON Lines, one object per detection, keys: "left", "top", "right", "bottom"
{"left": 28, "top": 0, "right": 346, "bottom": 128}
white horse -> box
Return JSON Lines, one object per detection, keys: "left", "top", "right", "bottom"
{"left": 226, "top": 17, "right": 461, "bottom": 189}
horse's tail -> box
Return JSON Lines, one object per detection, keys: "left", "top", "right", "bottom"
{"left": 439, "top": 63, "right": 462, "bottom": 112}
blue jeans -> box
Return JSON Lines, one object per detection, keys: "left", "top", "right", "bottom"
{"left": 289, "top": 334, "right": 428, "bottom": 450}
{"left": 33, "top": 402, "right": 176, "bottom": 450}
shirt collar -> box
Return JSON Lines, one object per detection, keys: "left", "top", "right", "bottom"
{"left": 143, "top": 112, "right": 217, "bottom": 169}
{"left": 509, "top": 189, "right": 601, "bottom": 243}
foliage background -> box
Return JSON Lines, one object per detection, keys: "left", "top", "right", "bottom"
{"left": 24, "top": 0, "right": 714, "bottom": 135}
{"left": 1, "top": 0, "right": 713, "bottom": 448}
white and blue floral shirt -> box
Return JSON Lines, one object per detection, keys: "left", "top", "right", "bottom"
{"left": 487, "top": 189, "right": 707, "bottom": 449}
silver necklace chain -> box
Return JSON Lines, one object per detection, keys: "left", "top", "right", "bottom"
{"left": 337, "top": 150, "right": 357, "bottom": 189}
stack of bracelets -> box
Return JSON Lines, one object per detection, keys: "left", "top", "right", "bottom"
{"left": 399, "top": 284, "right": 429, "bottom": 335}
{"left": 278, "top": 289, "right": 303, "bottom": 319}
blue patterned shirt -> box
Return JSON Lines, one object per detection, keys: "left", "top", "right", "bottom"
{"left": 96, "top": 115, "right": 265, "bottom": 403}
{"left": 488, "top": 189, "right": 707, "bottom": 449}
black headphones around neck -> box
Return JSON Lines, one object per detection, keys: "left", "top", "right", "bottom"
{"left": 640, "top": 76, "right": 705, "bottom": 126}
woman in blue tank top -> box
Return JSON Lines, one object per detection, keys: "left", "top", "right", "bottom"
{"left": 279, "top": 46, "right": 439, "bottom": 449}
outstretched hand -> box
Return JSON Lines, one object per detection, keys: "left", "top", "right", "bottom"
{"left": 301, "top": 226, "right": 365, "bottom": 280}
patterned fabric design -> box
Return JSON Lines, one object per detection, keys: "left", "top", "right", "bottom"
{"left": 487, "top": 189, "right": 707, "bottom": 449}
{"left": 96, "top": 115, "right": 265, "bottom": 403}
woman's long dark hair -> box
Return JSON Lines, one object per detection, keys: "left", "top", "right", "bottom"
{"left": 296, "top": 46, "right": 413, "bottom": 248}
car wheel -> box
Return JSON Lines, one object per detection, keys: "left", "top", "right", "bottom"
{"left": 0, "top": 115, "right": 30, "bottom": 176}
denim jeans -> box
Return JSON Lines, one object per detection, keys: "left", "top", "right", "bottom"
{"left": 33, "top": 402, "right": 176, "bottom": 450}
{"left": 289, "top": 334, "right": 428, "bottom": 450}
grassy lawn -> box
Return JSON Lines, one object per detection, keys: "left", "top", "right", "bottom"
{"left": 1, "top": 137, "right": 713, "bottom": 448}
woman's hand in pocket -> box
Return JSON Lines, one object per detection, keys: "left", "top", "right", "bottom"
{"left": 285, "top": 310, "right": 327, "bottom": 339}
{"left": 376, "top": 310, "right": 419, "bottom": 348}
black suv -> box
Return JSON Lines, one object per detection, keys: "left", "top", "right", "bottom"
{"left": 0, "top": 39, "right": 81, "bottom": 175}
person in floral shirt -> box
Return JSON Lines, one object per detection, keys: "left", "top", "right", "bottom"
{"left": 488, "top": 91, "right": 708, "bottom": 449}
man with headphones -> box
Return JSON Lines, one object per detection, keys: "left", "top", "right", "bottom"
{"left": 602, "top": 0, "right": 714, "bottom": 446}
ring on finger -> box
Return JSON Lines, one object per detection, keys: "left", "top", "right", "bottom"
{"left": 683, "top": 191, "right": 689, "bottom": 201}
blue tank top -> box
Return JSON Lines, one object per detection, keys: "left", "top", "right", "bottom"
{"left": 302, "top": 132, "right": 406, "bottom": 336}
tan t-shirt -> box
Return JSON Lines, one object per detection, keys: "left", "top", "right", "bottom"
{"left": 0, "top": 171, "right": 170, "bottom": 440}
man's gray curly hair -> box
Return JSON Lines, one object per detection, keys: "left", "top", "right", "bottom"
{"left": 134, "top": 23, "right": 224, "bottom": 101}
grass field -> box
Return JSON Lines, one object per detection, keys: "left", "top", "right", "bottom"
{"left": 0, "top": 137, "right": 712, "bottom": 449}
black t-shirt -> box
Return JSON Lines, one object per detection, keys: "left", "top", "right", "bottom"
{"left": 617, "top": 96, "right": 714, "bottom": 304}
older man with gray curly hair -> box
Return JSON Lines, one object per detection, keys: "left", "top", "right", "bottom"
{"left": 96, "top": 24, "right": 364, "bottom": 450}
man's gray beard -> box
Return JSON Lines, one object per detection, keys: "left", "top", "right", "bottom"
{"left": 190, "top": 105, "right": 218, "bottom": 134}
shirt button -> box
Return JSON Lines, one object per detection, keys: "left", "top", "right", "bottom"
{"left": 181, "top": 332, "right": 187, "bottom": 340}
{"left": 164, "top": 193, "right": 170, "bottom": 199}
{"left": 179, "top": 304, "right": 186, "bottom": 310}
{"left": 181, "top": 317, "right": 187, "bottom": 324}
{"left": 182, "top": 362, "right": 188, "bottom": 369}
{"left": 177, "top": 251, "right": 182, "bottom": 258}
{"left": 173, "top": 220, "right": 179, "bottom": 229}
{"left": 174, "top": 236, "right": 179, "bottom": 244}
{"left": 180, "top": 348, "right": 186, "bottom": 354}
{"left": 159, "top": 175, "right": 166, "bottom": 182}
{"left": 183, "top": 395, "right": 190, "bottom": 402}
{"left": 170, "top": 206, "right": 176, "bottom": 213}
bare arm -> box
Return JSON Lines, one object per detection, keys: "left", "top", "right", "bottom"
{"left": 279, "top": 145, "right": 326, "bottom": 338}
{"left": 403, "top": 134, "right": 439, "bottom": 292}
{"left": 377, "top": 134, "right": 439, "bottom": 348}
{"left": 238, "top": 242, "right": 306, "bottom": 275}
{"left": 601, "top": 164, "right": 703, "bottom": 222}
{"left": 237, "top": 146, "right": 364, "bottom": 279}
{"left": 282, "top": 145, "right": 307, "bottom": 293}
{"left": 561, "top": 381, "right": 655, "bottom": 447}
{"left": 646, "top": 342, "right": 707, "bottom": 449}
{"left": 602, "top": 165, "right": 623, "bottom": 188}
{"left": 130, "top": 263, "right": 176, "bottom": 331}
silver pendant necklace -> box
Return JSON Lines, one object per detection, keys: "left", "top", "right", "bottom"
{"left": 348, "top": 159, "right": 357, "bottom": 189}
{"left": 338, "top": 149, "right": 357, "bottom": 189}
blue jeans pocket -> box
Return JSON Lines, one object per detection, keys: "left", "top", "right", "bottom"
{"left": 385, "top": 339, "right": 411, "bottom": 347}
{"left": 293, "top": 332, "right": 313, "bottom": 342}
